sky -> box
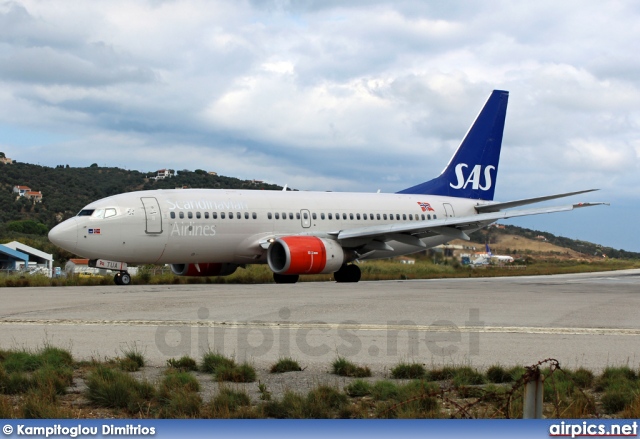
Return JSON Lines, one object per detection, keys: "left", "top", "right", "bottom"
{"left": 0, "top": 0, "right": 638, "bottom": 251}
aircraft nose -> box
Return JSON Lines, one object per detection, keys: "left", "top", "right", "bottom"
{"left": 48, "top": 218, "right": 78, "bottom": 253}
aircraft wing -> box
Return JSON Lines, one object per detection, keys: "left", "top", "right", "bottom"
{"left": 474, "top": 189, "right": 598, "bottom": 213}
{"left": 335, "top": 202, "right": 607, "bottom": 248}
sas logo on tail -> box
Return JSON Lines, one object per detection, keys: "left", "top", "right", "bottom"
{"left": 417, "top": 202, "right": 435, "bottom": 212}
{"left": 450, "top": 164, "right": 495, "bottom": 191}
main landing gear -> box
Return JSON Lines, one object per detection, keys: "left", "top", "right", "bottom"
{"left": 333, "top": 264, "right": 361, "bottom": 283}
{"left": 271, "top": 264, "right": 361, "bottom": 284}
{"left": 114, "top": 271, "right": 131, "bottom": 286}
{"left": 273, "top": 273, "right": 300, "bottom": 284}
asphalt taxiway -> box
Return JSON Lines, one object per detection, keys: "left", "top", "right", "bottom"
{"left": 0, "top": 269, "right": 638, "bottom": 372}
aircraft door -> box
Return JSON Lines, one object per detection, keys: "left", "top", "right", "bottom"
{"left": 443, "top": 203, "right": 455, "bottom": 218}
{"left": 300, "top": 209, "right": 311, "bottom": 228}
{"left": 141, "top": 197, "right": 163, "bottom": 234}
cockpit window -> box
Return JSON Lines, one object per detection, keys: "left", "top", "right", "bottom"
{"left": 104, "top": 208, "right": 117, "bottom": 218}
{"left": 92, "top": 209, "right": 105, "bottom": 219}
{"left": 77, "top": 209, "right": 95, "bottom": 216}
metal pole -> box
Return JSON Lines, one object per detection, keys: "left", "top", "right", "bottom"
{"left": 523, "top": 368, "right": 544, "bottom": 418}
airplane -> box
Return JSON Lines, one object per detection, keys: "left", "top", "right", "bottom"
{"left": 472, "top": 243, "right": 515, "bottom": 265}
{"left": 48, "top": 90, "right": 606, "bottom": 286}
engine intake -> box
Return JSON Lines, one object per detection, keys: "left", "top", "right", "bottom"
{"left": 170, "top": 263, "right": 238, "bottom": 277}
{"left": 267, "top": 236, "right": 344, "bottom": 275}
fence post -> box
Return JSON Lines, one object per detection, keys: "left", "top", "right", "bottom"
{"left": 523, "top": 367, "right": 544, "bottom": 418}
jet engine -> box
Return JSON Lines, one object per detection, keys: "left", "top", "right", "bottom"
{"left": 267, "top": 236, "right": 345, "bottom": 275}
{"left": 170, "top": 263, "right": 238, "bottom": 277}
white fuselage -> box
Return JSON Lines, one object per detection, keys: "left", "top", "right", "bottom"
{"left": 52, "top": 189, "right": 484, "bottom": 265}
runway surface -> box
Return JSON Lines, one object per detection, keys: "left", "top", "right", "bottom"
{"left": 0, "top": 269, "right": 638, "bottom": 372}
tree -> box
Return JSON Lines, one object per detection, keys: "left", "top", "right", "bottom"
{"left": 90, "top": 163, "right": 98, "bottom": 168}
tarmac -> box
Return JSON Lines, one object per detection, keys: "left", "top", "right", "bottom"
{"left": 0, "top": 269, "right": 639, "bottom": 372}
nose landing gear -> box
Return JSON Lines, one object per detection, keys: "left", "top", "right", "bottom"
{"left": 114, "top": 271, "right": 131, "bottom": 285}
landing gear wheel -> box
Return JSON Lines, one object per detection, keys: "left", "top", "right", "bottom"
{"left": 114, "top": 272, "right": 131, "bottom": 286}
{"left": 120, "top": 272, "right": 131, "bottom": 285}
{"left": 334, "top": 264, "right": 361, "bottom": 283}
{"left": 273, "top": 273, "right": 299, "bottom": 284}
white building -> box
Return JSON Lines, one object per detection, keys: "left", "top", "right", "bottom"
{"left": 2, "top": 241, "right": 54, "bottom": 276}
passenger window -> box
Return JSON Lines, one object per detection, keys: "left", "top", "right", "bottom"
{"left": 363, "top": 214, "right": 367, "bottom": 220}
{"left": 213, "top": 212, "right": 218, "bottom": 219}
{"left": 343, "top": 213, "right": 347, "bottom": 220}
{"left": 356, "top": 213, "right": 361, "bottom": 220}
{"left": 105, "top": 208, "right": 117, "bottom": 218}
{"left": 268, "top": 212, "right": 272, "bottom": 219}
{"left": 245, "top": 212, "right": 249, "bottom": 219}
{"left": 409, "top": 214, "right": 413, "bottom": 220}
{"left": 349, "top": 213, "right": 354, "bottom": 220}
{"left": 303, "top": 213, "right": 308, "bottom": 219}
{"left": 321, "top": 213, "right": 325, "bottom": 220}
{"left": 187, "top": 212, "right": 193, "bottom": 219}
{"left": 205, "top": 212, "right": 209, "bottom": 219}
{"left": 275, "top": 213, "right": 280, "bottom": 219}
{"left": 237, "top": 212, "right": 241, "bottom": 219}
{"left": 282, "top": 212, "right": 286, "bottom": 220}
{"left": 433, "top": 214, "right": 437, "bottom": 219}
{"left": 328, "top": 213, "right": 333, "bottom": 220}
{"left": 383, "top": 214, "right": 387, "bottom": 220}
{"left": 427, "top": 214, "right": 431, "bottom": 220}
{"left": 196, "top": 212, "right": 201, "bottom": 219}
{"left": 179, "top": 212, "right": 184, "bottom": 219}
{"left": 421, "top": 214, "right": 425, "bottom": 220}
{"left": 377, "top": 214, "right": 381, "bottom": 220}
{"left": 170, "top": 212, "right": 176, "bottom": 219}
{"left": 370, "top": 213, "right": 374, "bottom": 219}
{"left": 289, "top": 213, "right": 294, "bottom": 220}
{"left": 312, "top": 213, "right": 317, "bottom": 220}
{"left": 396, "top": 214, "right": 400, "bottom": 220}
{"left": 296, "top": 213, "right": 301, "bottom": 220}
{"left": 221, "top": 212, "right": 226, "bottom": 219}
{"left": 230, "top": 212, "right": 234, "bottom": 219}
{"left": 402, "top": 214, "right": 407, "bottom": 220}
{"left": 252, "top": 212, "right": 257, "bottom": 219}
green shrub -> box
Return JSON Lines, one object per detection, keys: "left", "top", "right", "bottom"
{"left": 158, "top": 388, "right": 202, "bottom": 418}
{"left": 167, "top": 356, "right": 198, "bottom": 371}
{"left": 263, "top": 391, "right": 306, "bottom": 419}
{"left": 210, "top": 388, "right": 251, "bottom": 414}
{"left": 270, "top": 357, "right": 302, "bottom": 373}
{"left": 86, "top": 365, "right": 155, "bottom": 412}
{"left": 161, "top": 371, "right": 200, "bottom": 393}
{"left": 119, "top": 347, "right": 145, "bottom": 371}
{"left": 215, "top": 363, "right": 256, "bottom": 383}
{"left": 451, "top": 367, "right": 486, "bottom": 387}
{"left": 602, "top": 389, "right": 634, "bottom": 414}
{"left": 571, "top": 368, "right": 595, "bottom": 388}
{"left": 332, "top": 357, "right": 371, "bottom": 378}
{"left": 371, "top": 380, "right": 399, "bottom": 401}
{"left": 22, "top": 392, "right": 73, "bottom": 419}
{"left": 391, "top": 362, "right": 426, "bottom": 379}
{"left": 201, "top": 352, "right": 235, "bottom": 374}
{"left": 345, "top": 379, "right": 372, "bottom": 397}
{"left": 486, "top": 365, "right": 512, "bottom": 383}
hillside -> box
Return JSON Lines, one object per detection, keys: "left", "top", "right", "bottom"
{"left": 0, "top": 159, "right": 638, "bottom": 261}
{"left": 0, "top": 161, "right": 282, "bottom": 229}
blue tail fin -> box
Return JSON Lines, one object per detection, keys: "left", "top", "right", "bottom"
{"left": 397, "top": 90, "right": 509, "bottom": 200}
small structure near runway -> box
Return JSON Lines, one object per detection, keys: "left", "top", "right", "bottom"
{"left": 0, "top": 241, "right": 53, "bottom": 276}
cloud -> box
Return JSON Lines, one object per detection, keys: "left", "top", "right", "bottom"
{"left": 1, "top": 0, "right": 639, "bottom": 249}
